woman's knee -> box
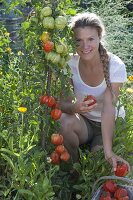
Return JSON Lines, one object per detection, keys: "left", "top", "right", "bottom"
{"left": 60, "top": 113, "right": 77, "bottom": 131}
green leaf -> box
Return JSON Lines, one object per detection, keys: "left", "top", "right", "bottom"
{"left": 1, "top": 153, "right": 15, "bottom": 169}
{"left": 18, "top": 189, "right": 35, "bottom": 197}
{"left": 21, "top": 21, "right": 30, "bottom": 30}
{"left": 0, "top": 148, "right": 20, "bottom": 157}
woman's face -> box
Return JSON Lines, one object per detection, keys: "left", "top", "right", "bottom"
{"left": 73, "top": 26, "right": 100, "bottom": 61}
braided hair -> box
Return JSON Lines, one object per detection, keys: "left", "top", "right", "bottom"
{"left": 69, "top": 12, "right": 115, "bottom": 98}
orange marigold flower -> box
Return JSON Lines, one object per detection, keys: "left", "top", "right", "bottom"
{"left": 18, "top": 107, "right": 27, "bottom": 113}
{"left": 128, "top": 75, "right": 133, "bottom": 81}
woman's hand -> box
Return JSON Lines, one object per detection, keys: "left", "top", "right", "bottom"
{"left": 74, "top": 99, "right": 97, "bottom": 114}
{"left": 105, "top": 152, "right": 131, "bottom": 173}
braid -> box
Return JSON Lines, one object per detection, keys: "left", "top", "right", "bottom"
{"left": 99, "top": 43, "right": 115, "bottom": 100}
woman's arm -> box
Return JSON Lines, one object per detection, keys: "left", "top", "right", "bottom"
{"left": 101, "top": 83, "right": 130, "bottom": 171}
{"left": 60, "top": 79, "right": 97, "bottom": 115}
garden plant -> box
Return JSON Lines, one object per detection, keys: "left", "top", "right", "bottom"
{"left": 0, "top": 0, "right": 133, "bottom": 199}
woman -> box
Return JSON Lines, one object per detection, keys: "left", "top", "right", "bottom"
{"left": 60, "top": 12, "right": 130, "bottom": 172}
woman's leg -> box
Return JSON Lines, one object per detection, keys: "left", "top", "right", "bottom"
{"left": 60, "top": 113, "right": 91, "bottom": 163}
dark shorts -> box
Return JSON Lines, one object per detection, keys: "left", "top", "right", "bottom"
{"left": 81, "top": 115, "right": 103, "bottom": 149}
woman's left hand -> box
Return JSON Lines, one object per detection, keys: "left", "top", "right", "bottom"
{"left": 105, "top": 152, "right": 131, "bottom": 173}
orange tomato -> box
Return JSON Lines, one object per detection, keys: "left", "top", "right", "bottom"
{"left": 47, "top": 96, "right": 56, "bottom": 107}
{"left": 51, "top": 108, "right": 62, "bottom": 120}
{"left": 115, "top": 162, "right": 128, "bottom": 177}
{"left": 55, "top": 145, "right": 65, "bottom": 155}
{"left": 43, "top": 41, "right": 54, "bottom": 52}
{"left": 51, "top": 134, "right": 64, "bottom": 145}
{"left": 50, "top": 151, "right": 60, "bottom": 165}
{"left": 60, "top": 151, "right": 70, "bottom": 162}
{"left": 40, "top": 95, "right": 49, "bottom": 105}
{"left": 114, "top": 188, "right": 128, "bottom": 199}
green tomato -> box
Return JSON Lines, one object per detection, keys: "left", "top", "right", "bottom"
{"left": 62, "top": 45, "right": 68, "bottom": 55}
{"left": 55, "top": 16, "right": 67, "bottom": 30}
{"left": 55, "top": 43, "right": 65, "bottom": 54}
{"left": 45, "top": 52, "right": 61, "bottom": 64}
{"left": 43, "top": 17, "right": 55, "bottom": 29}
{"left": 52, "top": 53, "right": 61, "bottom": 64}
{"left": 59, "top": 57, "right": 66, "bottom": 67}
{"left": 41, "top": 7, "right": 52, "bottom": 18}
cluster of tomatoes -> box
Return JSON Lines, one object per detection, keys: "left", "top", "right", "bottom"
{"left": 40, "top": 6, "right": 68, "bottom": 67}
{"left": 100, "top": 180, "right": 129, "bottom": 200}
{"left": 40, "top": 95, "right": 62, "bottom": 121}
{"left": 50, "top": 133, "right": 70, "bottom": 165}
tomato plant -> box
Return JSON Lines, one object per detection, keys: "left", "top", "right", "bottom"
{"left": 84, "top": 95, "right": 97, "bottom": 106}
{"left": 115, "top": 162, "right": 128, "bottom": 177}
{"left": 51, "top": 133, "right": 64, "bottom": 145}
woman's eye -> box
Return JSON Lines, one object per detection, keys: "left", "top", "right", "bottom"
{"left": 89, "top": 38, "right": 94, "bottom": 41}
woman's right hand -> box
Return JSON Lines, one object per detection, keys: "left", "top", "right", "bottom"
{"left": 73, "top": 100, "right": 97, "bottom": 114}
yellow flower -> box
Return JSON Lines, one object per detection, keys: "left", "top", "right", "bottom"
{"left": 17, "top": 51, "right": 24, "bottom": 56}
{"left": 5, "top": 47, "right": 12, "bottom": 53}
{"left": 4, "top": 32, "right": 10, "bottom": 37}
{"left": 128, "top": 75, "right": 133, "bottom": 81}
{"left": 126, "top": 88, "right": 133, "bottom": 94}
{"left": 18, "top": 107, "right": 27, "bottom": 113}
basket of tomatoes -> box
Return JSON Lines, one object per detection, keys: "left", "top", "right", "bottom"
{"left": 91, "top": 175, "right": 133, "bottom": 200}
{"left": 91, "top": 162, "right": 133, "bottom": 200}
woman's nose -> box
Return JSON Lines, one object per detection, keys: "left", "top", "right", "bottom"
{"left": 82, "top": 41, "right": 90, "bottom": 49}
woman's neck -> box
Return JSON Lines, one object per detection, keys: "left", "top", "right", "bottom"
{"left": 79, "top": 54, "right": 102, "bottom": 71}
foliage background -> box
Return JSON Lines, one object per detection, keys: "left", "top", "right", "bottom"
{"left": 0, "top": 0, "right": 133, "bottom": 199}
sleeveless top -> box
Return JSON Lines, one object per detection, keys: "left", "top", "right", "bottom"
{"left": 67, "top": 53, "right": 127, "bottom": 122}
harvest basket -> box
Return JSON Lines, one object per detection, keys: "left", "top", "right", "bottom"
{"left": 91, "top": 175, "right": 133, "bottom": 200}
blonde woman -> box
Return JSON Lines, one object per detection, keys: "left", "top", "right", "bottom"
{"left": 60, "top": 12, "right": 130, "bottom": 172}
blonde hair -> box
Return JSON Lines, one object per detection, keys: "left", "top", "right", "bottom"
{"left": 70, "top": 12, "right": 114, "bottom": 97}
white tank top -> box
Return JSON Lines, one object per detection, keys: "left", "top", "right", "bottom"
{"left": 68, "top": 53, "right": 127, "bottom": 122}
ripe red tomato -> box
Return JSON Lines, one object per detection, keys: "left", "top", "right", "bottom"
{"left": 114, "top": 188, "right": 128, "bottom": 199}
{"left": 51, "top": 133, "right": 63, "bottom": 145}
{"left": 40, "top": 95, "right": 49, "bottom": 105}
{"left": 60, "top": 151, "right": 70, "bottom": 162}
{"left": 55, "top": 145, "right": 65, "bottom": 155}
{"left": 103, "top": 180, "right": 117, "bottom": 193}
{"left": 99, "top": 191, "right": 111, "bottom": 200}
{"left": 50, "top": 151, "right": 60, "bottom": 165}
{"left": 83, "top": 95, "right": 97, "bottom": 106}
{"left": 118, "top": 196, "right": 129, "bottom": 200}
{"left": 47, "top": 96, "right": 56, "bottom": 107}
{"left": 43, "top": 41, "right": 54, "bottom": 52}
{"left": 51, "top": 108, "right": 62, "bottom": 120}
{"left": 115, "top": 162, "right": 128, "bottom": 177}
